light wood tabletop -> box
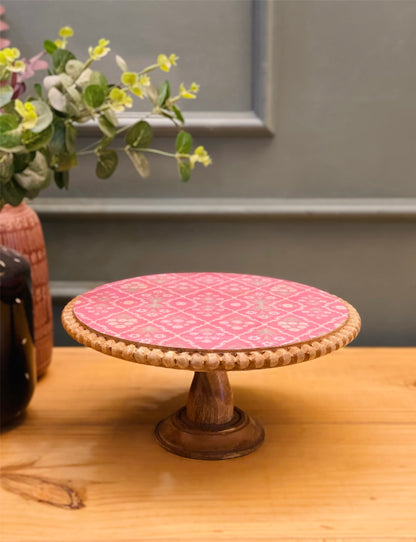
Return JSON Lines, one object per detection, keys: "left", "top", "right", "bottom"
{"left": 1, "top": 347, "right": 415, "bottom": 541}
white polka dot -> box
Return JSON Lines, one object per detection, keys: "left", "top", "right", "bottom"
{"left": 0, "top": 260, "right": 5, "bottom": 268}
{"left": 14, "top": 258, "right": 21, "bottom": 263}
{"left": 15, "top": 298, "right": 22, "bottom": 304}
{"left": 25, "top": 373, "right": 30, "bottom": 380}
{"left": 22, "top": 338, "right": 27, "bottom": 345}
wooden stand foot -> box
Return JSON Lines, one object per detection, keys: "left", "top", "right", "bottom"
{"left": 155, "top": 371, "right": 264, "bottom": 460}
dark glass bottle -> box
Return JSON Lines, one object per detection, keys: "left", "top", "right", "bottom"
{"left": 0, "top": 246, "right": 36, "bottom": 426}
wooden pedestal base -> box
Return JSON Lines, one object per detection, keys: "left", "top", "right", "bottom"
{"left": 155, "top": 371, "right": 265, "bottom": 460}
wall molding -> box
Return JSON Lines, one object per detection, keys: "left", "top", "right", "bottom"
{"left": 33, "top": 197, "right": 416, "bottom": 221}
{"left": 78, "top": 0, "right": 274, "bottom": 138}
{"left": 51, "top": 281, "right": 103, "bottom": 301}
{"left": 80, "top": 111, "right": 273, "bottom": 138}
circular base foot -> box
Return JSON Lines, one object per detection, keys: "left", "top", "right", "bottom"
{"left": 155, "top": 406, "right": 265, "bottom": 460}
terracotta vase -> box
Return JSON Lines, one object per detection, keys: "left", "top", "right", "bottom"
{"left": 0, "top": 202, "right": 53, "bottom": 378}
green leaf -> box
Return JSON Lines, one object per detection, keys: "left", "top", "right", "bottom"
{"left": 52, "top": 48, "right": 76, "bottom": 74}
{"left": 83, "top": 85, "right": 106, "bottom": 109}
{"left": 160, "top": 110, "right": 175, "bottom": 121}
{"left": 2, "top": 101, "right": 17, "bottom": 116}
{"left": 13, "top": 151, "right": 36, "bottom": 174}
{"left": 0, "top": 114, "right": 19, "bottom": 134}
{"left": 22, "top": 124, "right": 54, "bottom": 151}
{"left": 172, "top": 105, "right": 184, "bottom": 124}
{"left": 34, "top": 83, "right": 43, "bottom": 99}
{"left": 54, "top": 170, "right": 69, "bottom": 190}
{"left": 49, "top": 121, "right": 77, "bottom": 171}
{"left": 48, "top": 119, "right": 66, "bottom": 155}
{"left": 115, "top": 55, "right": 128, "bottom": 72}
{"left": 145, "top": 82, "right": 159, "bottom": 106}
{"left": 0, "top": 179, "right": 26, "bottom": 206}
{"left": 89, "top": 71, "right": 108, "bottom": 91}
{"left": 175, "top": 130, "right": 193, "bottom": 154}
{"left": 103, "top": 109, "right": 118, "bottom": 127}
{"left": 50, "top": 120, "right": 72, "bottom": 152}
{"left": 178, "top": 160, "right": 191, "bottom": 182}
{"left": 65, "top": 59, "right": 84, "bottom": 80}
{"left": 44, "top": 40, "right": 58, "bottom": 55}
{"left": 126, "top": 147, "right": 150, "bottom": 178}
{"left": 52, "top": 152, "right": 77, "bottom": 172}
{"left": 98, "top": 115, "right": 116, "bottom": 138}
{"left": 158, "top": 80, "right": 170, "bottom": 107}
{"left": 0, "top": 114, "right": 21, "bottom": 150}
{"left": 125, "top": 120, "right": 153, "bottom": 149}
{"left": 31, "top": 100, "right": 53, "bottom": 133}
{"left": 0, "top": 86, "right": 14, "bottom": 108}
{"left": 97, "top": 136, "right": 114, "bottom": 152}
{"left": 48, "top": 87, "right": 67, "bottom": 113}
{"left": 0, "top": 152, "right": 14, "bottom": 184}
{"left": 96, "top": 149, "right": 118, "bottom": 179}
{"left": 65, "top": 124, "right": 77, "bottom": 153}
{"left": 49, "top": 119, "right": 67, "bottom": 155}
{"left": 14, "top": 151, "right": 51, "bottom": 193}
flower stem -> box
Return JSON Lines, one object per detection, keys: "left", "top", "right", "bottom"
{"left": 140, "top": 64, "right": 158, "bottom": 74}
{"left": 139, "top": 148, "right": 176, "bottom": 158}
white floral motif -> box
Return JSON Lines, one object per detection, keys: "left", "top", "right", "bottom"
{"left": 103, "top": 313, "right": 139, "bottom": 329}
{"left": 278, "top": 317, "right": 309, "bottom": 332}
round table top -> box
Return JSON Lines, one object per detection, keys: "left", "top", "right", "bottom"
{"left": 72, "top": 272, "right": 351, "bottom": 351}
{"left": 63, "top": 272, "right": 361, "bottom": 371}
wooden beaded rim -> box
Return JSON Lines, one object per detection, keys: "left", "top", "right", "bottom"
{"left": 62, "top": 297, "right": 361, "bottom": 371}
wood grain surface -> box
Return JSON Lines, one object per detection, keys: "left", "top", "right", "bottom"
{"left": 1, "top": 347, "right": 416, "bottom": 541}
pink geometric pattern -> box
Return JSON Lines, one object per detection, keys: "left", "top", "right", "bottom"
{"left": 73, "top": 273, "right": 350, "bottom": 352}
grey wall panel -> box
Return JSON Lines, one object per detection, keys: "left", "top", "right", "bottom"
{"left": 273, "top": 0, "right": 416, "bottom": 198}
{"left": 4, "top": 0, "right": 253, "bottom": 112}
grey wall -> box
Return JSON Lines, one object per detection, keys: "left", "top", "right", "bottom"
{"left": 4, "top": 0, "right": 416, "bottom": 346}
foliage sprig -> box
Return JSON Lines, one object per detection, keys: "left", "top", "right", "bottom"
{"left": 0, "top": 26, "right": 211, "bottom": 208}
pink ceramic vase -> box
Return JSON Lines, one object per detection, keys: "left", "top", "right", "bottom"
{"left": 0, "top": 202, "right": 53, "bottom": 378}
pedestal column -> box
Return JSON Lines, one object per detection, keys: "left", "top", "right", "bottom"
{"left": 155, "top": 371, "right": 265, "bottom": 460}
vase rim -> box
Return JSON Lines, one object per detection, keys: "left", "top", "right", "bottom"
{"left": 0, "top": 201, "right": 30, "bottom": 214}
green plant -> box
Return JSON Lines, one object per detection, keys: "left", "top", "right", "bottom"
{"left": 0, "top": 26, "right": 211, "bottom": 208}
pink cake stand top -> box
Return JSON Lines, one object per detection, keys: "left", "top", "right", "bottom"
{"left": 73, "top": 272, "right": 350, "bottom": 352}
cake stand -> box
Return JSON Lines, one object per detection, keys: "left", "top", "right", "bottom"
{"left": 62, "top": 272, "right": 361, "bottom": 460}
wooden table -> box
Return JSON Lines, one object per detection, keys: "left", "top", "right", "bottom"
{"left": 1, "top": 347, "right": 416, "bottom": 541}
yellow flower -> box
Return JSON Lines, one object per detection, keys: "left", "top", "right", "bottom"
{"left": 15, "top": 100, "right": 38, "bottom": 131}
{"left": 89, "top": 39, "right": 111, "bottom": 61}
{"left": 169, "top": 54, "right": 178, "bottom": 66}
{"left": 131, "top": 86, "right": 144, "bottom": 99}
{"left": 189, "top": 146, "right": 212, "bottom": 168}
{"left": 109, "top": 87, "right": 132, "bottom": 112}
{"left": 120, "top": 72, "right": 147, "bottom": 99}
{"left": 157, "top": 53, "right": 178, "bottom": 72}
{"left": 0, "top": 48, "right": 19, "bottom": 64}
{"left": 7, "top": 60, "right": 26, "bottom": 73}
{"left": 121, "top": 71, "right": 138, "bottom": 87}
{"left": 0, "top": 47, "right": 25, "bottom": 73}
{"left": 59, "top": 26, "right": 74, "bottom": 38}
{"left": 179, "top": 83, "right": 198, "bottom": 99}
{"left": 10, "top": 48, "right": 20, "bottom": 60}
{"left": 138, "top": 74, "right": 150, "bottom": 87}
{"left": 54, "top": 27, "right": 74, "bottom": 49}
